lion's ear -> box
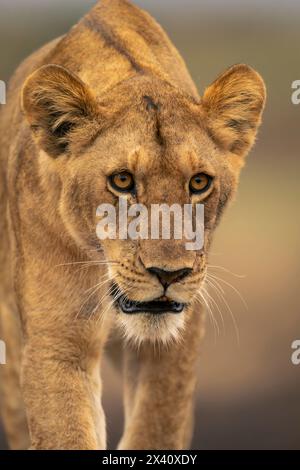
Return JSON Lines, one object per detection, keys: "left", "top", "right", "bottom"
{"left": 202, "top": 64, "right": 266, "bottom": 157}
{"left": 22, "top": 64, "right": 99, "bottom": 158}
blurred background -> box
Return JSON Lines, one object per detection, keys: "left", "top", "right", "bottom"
{"left": 0, "top": 0, "right": 299, "bottom": 450}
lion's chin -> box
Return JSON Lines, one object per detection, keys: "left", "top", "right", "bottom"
{"left": 115, "top": 310, "right": 186, "bottom": 346}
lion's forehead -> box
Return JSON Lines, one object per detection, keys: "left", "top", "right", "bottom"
{"left": 89, "top": 122, "right": 219, "bottom": 175}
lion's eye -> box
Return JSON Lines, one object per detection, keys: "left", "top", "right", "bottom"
{"left": 109, "top": 171, "right": 135, "bottom": 193}
{"left": 189, "top": 173, "right": 212, "bottom": 194}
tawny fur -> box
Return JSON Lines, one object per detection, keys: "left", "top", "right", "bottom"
{"left": 0, "top": 0, "right": 265, "bottom": 450}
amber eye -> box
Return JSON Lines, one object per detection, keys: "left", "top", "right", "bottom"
{"left": 189, "top": 173, "right": 212, "bottom": 194}
{"left": 109, "top": 171, "right": 135, "bottom": 193}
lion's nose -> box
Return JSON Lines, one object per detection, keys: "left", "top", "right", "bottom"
{"left": 147, "top": 267, "right": 192, "bottom": 288}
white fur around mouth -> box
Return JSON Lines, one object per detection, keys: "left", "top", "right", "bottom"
{"left": 116, "top": 310, "right": 186, "bottom": 346}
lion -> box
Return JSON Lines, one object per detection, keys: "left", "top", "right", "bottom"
{"left": 0, "top": 0, "right": 266, "bottom": 450}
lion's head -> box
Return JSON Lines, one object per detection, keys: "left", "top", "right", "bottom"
{"left": 22, "top": 63, "right": 265, "bottom": 344}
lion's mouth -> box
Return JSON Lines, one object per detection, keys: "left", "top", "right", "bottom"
{"left": 112, "top": 284, "right": 185, "bottom": 315}
{"left": 119, "top": 297, "right": 185, "bottom": 314}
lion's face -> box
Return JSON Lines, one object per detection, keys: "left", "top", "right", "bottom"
{"left": 22, "top": 65, "right": 265, "bottom": 344}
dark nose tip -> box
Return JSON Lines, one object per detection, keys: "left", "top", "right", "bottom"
{"left": 147, "top": 267, "right": 192, "bottom": 288}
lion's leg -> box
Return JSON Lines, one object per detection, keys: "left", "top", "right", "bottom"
{"left": 0, "top": 301, "right": 30, "bottom": 450}
{"left": 21, "top": 318, "right": 109, "bottom": 450}
{"left": 21, "top": 307, "right": 110, "bottom": 450}
{"left": 118, "top": 306, "right": 205, "bottom": 450}
{"left": 17, "top": 258, "right": 113, "bottom": 450}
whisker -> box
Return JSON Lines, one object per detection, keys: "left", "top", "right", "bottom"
{"left": 205, "top": 275, "right": 240, "bottom": 345}
{"left": 84, "top": 273, "right": 112, "bottom": 294}
{"left": 207, "top": 264, "right": 246, "bottom": 279}
{"left": 55, "top": 260, "right": 118, "bottom": 268}
{"left": 202, "top": 282, "right": 225, "bottom": 333}
{"left": 206, "top": 272, "right": 248, "bottom": 311}
{"left": 196, "top": 291, "right": 219, "bottom": 342}
{"left": 76, "top": 275, "right": 115, "bottom": 320}
{"left": 96, "top": 283, "right": 135, "bottom": 325}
